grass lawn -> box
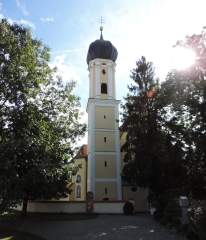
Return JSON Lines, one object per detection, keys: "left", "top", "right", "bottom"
{"left": 0, "top": 228, "right": 46, "bottom": 240}
{"left": 1, "top": 210, "right": 99, "bottom": 221}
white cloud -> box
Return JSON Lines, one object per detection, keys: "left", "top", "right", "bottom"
{"left": 50, "top": 54, "right": 82, "bottom": 85}
{"left": 14, "top": 0, "right": 29, "bottom": 16}
{"left": 0, "top": 13, "right": 4, "bottom": 20}
{"left": 0, "top": 2, "right": 2, "bottom": 10}
{"left": 7, "top": 18, "right": 35, "bottom": 29}
{"left": 20, "top": 19, "right": 35, "bottom": 29}
{"left": 40, "top": 17, "right": 54, "bottom": 22}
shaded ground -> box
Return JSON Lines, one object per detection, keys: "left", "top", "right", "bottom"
{"left": 0, "top": 213, "right": 186, "bottom": 240}
{"left": 0, "top": 228, "right": 46, "bottom": 240}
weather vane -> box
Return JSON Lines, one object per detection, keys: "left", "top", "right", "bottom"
{"left": 98, "top": 16, "right": 105, "bottom": 32}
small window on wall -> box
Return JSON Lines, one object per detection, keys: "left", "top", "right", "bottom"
{"left": 131, "top": 186, "right": 138, "bottom": 193}
{"left": 105, "top": 188, "right": 107, "bottom": 194}
{"left": 104, "top": 137, "right": 106, "bottom": 142}
{"left": 76, "top": 185, "right": 81, "bottom": 198}
{"left": 104, "top": 115, "right": 106, "bottom": 119}
{"left": 102, "top": 69, "right": 106, "bottom": 75}
{"left": 105, "top": 161, "right": 107, "bottom": 167}
{"left": 101, "top": 83, "right": 107, "bottom": 94}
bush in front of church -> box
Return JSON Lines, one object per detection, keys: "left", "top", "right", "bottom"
{"left": 123, "top": 202, "right": 134, "bottom": 215}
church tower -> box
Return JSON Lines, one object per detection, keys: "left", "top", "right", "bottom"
{"left": 86, "top": 26, "right": 122, "bottom": 201}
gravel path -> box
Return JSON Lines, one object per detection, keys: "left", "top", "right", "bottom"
{"left": 0, "top": 214, "right": 186, "bottom": 239}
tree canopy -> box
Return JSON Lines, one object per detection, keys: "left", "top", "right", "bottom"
{"left": 121, "top": 29, "right": 206, "bottom": 199}
{"left": 121, "top": 56, "right": 184, "bottom": 196}
{"left": 0, "top": 19, "right": 86, "bottom": 216}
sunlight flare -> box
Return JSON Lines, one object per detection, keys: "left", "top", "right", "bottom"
{"left": 171, "top": 47, "right": 195, "bottom": 70}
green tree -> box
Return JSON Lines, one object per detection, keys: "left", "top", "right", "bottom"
{"left": 0, "top": 19, "right": 86, "bottom": 216}
{"left": 121, "top": 56, "right": 184, "bottom": 195}
{"left": 161, "top": 29, "right": 206, "bottom": 199}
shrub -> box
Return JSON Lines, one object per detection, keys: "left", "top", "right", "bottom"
{"left": 153, "top": 210, "right": 163, "bottom": 220}
{"left": 185, "top": 229, "right": 199, "bottom": 240}
{"left": 171, "top": 218, "right": 181, "bottom": 227}
{"left": 164, "top": 197, "right": 182, "bottom": 220}
{"left": 176, "top": 224, "right": 189, "bottom": 235}
{"left": 189, "top": 200, "right": 206, "bottom": 240}
{"left": 159, "top": 217, "right": 168, "bottom": 226}
{"left": 123, "top": 202, "right": 134, "bottom": 215}
{"left": 154, "top": 189, "right": 186, "bottom": 212}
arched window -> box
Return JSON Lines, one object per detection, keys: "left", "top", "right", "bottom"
{"left": 76, "top": 185, "right": 81, "bottom": 198}
{"left": 76, "top": 174, "right": 81, "bottom": 183}
{"left": 101, "top": 83, "right": 107, "bottom": 94}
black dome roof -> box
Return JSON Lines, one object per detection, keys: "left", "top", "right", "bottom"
{"left": 86, "top": 32, "right": 118, "bottom": 65}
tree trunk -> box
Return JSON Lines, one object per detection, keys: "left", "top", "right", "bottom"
{"left": 21, "top": 197, "right": 28, "bottom": 217}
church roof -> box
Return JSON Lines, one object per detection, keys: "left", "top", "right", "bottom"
{"left": 74, "top": 144, "right": 88, "bottom": 159}
{"left": 86, "top": 27, "right": 118, "bottom": 65}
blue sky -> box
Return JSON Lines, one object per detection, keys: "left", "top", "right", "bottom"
{"left": 1, "top": 0, "right": 206, "bottom": 144}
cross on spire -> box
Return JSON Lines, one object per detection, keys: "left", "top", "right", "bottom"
{"left": 98, "top": 16, "right": 105, "bottom": 27}
{"left": 98, "top": 16, "right": 105, "bottom": 40}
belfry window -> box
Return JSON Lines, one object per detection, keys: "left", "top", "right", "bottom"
{"left": 101, "top": 83, "right": 107, "bottom": 94}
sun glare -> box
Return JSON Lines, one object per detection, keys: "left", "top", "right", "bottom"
{"left": 171, "top": 47, "right": 195, "bottom": 70}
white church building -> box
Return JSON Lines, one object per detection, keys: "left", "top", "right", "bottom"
{"left": 68, "top": 26, "right": 149, "bottom": 212}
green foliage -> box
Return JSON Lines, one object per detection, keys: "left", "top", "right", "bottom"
{"left": 153, "top": 189, "right": 185, "bottom": 212}
{"left": 121, "top": 56, "right": 185, "bottom": 196}
{"left": 161, "top": 29, "right": 206, "bottom": 199}
{"left": 153, "top": 210, "right": 163, "bottom": 220}
{"left": 164, "top": 197, "right": 181, "bottom": 221}
{"left": 176, "top": 224, "right": 189, "bottom": 235}
{"left": 0, "top": 19, "right": 86, "bottom": 215}
{"left": 189, "top": 200, "right": 206, "bottom": 240}
{"left": 122, "top": 28, "right": 206, "bottom": 200}
{"left": 123, "top": 202, "right": 134, "bottom": 215}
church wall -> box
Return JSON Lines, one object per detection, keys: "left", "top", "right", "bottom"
{"left": 68, "top": 184, "right": 75, "bottom": 201}
{"left": 94, "top": 154, "right": 117, "bottom": 178}
{"left": 95, "top": 106, "right": 115, "bottom": 129}
{"left": 95, "top": 131, "right": 116, "bottom": 152}
{"left": 122, "top": 186, "right": 149, "bottom": 212}
{"left": 71, "top": 158, "right": 86, "bottom": 201}
{"left": 112, "top": 70, "right": 115, "bottom": 98}
{"left": 95, "top": 182, "right": 117, "bottom": 201}
{"left": 87, "top": 155, "right": 91, "bottom": 192}
{"left": 120, "top": 132, "right": 127, "bottom": 171}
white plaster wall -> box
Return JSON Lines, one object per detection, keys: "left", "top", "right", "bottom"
{"left": 29, "top": 203, "right": 86, "bottom": 213}
{"left": 13, "top": 201, "right": 132, "bottom": 214}
{"left": 13, "top": 202, "right": 86, "bottom": 213}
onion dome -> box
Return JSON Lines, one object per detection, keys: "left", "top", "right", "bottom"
{"left": 86, "top": 27, "right": 118, "bottom": 65}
